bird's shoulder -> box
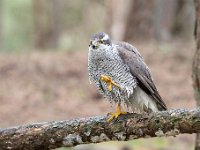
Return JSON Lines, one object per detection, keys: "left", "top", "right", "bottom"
{"left": 113, "top": 41, "right": 143, "bottom": 59}
{"left": 113, "top": 40, "right": 150, "bottom": 78}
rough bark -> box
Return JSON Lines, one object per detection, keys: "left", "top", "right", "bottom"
{"left": 193, "top": 1, "right": 200, "bottom": 150}
{"left": 0, "top": 108, "right": 200, "bottom": 150}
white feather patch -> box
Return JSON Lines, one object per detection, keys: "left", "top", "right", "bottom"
{"left": 132, "top": 87, "right": 158, "bottom": 112}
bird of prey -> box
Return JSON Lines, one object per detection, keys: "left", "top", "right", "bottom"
{"left": 88, "top": 32, "right": 167, "bottom": 121}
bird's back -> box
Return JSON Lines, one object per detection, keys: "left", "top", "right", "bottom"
{"left": 115, "top": 41, "right": 167, "bottom": 111}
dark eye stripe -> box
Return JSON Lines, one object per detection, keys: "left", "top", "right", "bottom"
{"left": 103, "top": 39, "right": 111, "bottom": 45}
{"left": 100, "top": 39, "right": 111, "bottom": 45}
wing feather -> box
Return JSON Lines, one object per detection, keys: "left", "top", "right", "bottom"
{"left": 115, "top": 41, "right": 167, "bottom": 110}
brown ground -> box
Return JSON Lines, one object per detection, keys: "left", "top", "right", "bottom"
{"left": 0, "top": 40, "right": 196, "bottom": 149}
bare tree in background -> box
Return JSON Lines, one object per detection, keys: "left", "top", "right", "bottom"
{"left": 193, "top": 0, "right": 200, "bottom": 150}
{"left": 153, "top": 0, "right": 194, "bottom": 41}
{"left": 33, "top": 0, "right": 63, "bottom": 49}
{"left": 124, "top": 0, "right": 155, "bottom": 41}
{"left": 107, "top": 0, "right": 194, "bottom": 42}
{"left": 171, "top": 0, "right": 195, "bottom": 39}
{"left": 105, "top": 0, "right": 132, "bottom": 41}
{"left": 106, "top": 0, "right": 155, "bottom": 41}
{"left": 154, "top": 0, "right": 177, "bottom": 41}
{"left": 0, "top": 0, "right": 3, "bottom": 49}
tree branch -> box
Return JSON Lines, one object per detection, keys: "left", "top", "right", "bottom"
{"left": 0, "top": 108, "right": 200, "bottom": 150}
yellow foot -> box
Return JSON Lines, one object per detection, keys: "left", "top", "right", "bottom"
{"left": 107, "top": 103, "right": 128, "bottom": 122}
{"left": 100, "top": 75, "right": 121, "bottom": 92}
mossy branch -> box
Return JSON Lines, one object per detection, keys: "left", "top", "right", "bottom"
{"left": 0, "top": 108, "right": 200, "bottom": 150}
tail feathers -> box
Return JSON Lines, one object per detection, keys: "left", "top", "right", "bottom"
{"left": 129, "top": 87, "right": 167, "bottom": 113}
{"left": 156, "top": 102, "right": 167, "bottom": 111}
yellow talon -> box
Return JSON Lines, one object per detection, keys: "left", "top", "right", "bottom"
{"left": 108, "top": 83, "right": 112, "bottom": 92}
{"left": 107, "top": 103, "right": 128, "bottom": 122}
{"left": 100, "top": 75, "right": 121, "bottom": 92}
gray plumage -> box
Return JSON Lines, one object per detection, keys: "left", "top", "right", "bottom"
{"left": 88, "top": 32, "right": 167, "bottom": 112}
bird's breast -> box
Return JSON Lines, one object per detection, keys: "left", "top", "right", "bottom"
{"left": 88, "top": 54, "right": 138, "bottom": 105}
{"left": 96, "top": 58, "right": 137, "bottom": 94}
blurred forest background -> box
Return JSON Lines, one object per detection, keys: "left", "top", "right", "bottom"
{"left": 0, "top": 0, "right": 197, "bottom": 150}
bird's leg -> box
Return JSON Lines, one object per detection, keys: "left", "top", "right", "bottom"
{"left": 100, "top": 75, "right": 121, "bottom": 91}
{"left": 107, "top": 102, "right": 128, "bottom": 122}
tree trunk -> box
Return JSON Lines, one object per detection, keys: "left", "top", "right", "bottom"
{"left": 193, "top": 0, "right": 200, "bottom": 150}
{"left": 153, "top": 0, "right": 177, "bottom": 41}
{"left": 32, "top": 0, "right": 62, "bottom": 49}
{"left": 0, "top": 0, "right": 3, "bottom": 49}
{"left": 124, "top": 0, "right": 155, "bottom": 41}
{"left": 106, "top": 0, "right": 194, "bottom": 42}
{"left": 105, "top": 0, "right": 132, "bottom": 41}
{"left": 106, "top": 0, "right": 156, "bottom": 41}
{"left": 171, "top": 0, "right": 195, "bottom": 39}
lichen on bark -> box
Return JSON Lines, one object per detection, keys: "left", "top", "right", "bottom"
{"left": 0, "top": 108, "right": 200, "bottom": 149}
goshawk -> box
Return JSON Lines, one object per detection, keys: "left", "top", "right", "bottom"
{"left": 88, "top": 32, "right": 167, "bottom": 121}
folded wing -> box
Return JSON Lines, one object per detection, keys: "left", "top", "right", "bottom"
{"left": 114, "top": 41, "right": 167, "bottom": 111}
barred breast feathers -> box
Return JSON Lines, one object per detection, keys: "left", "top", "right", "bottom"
{"left": 88, "top": 44, "right": 137, "bottom": 103}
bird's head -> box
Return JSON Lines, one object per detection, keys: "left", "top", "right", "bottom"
{"left": 89, "top": 32, "right": 112, "bottom": 52}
